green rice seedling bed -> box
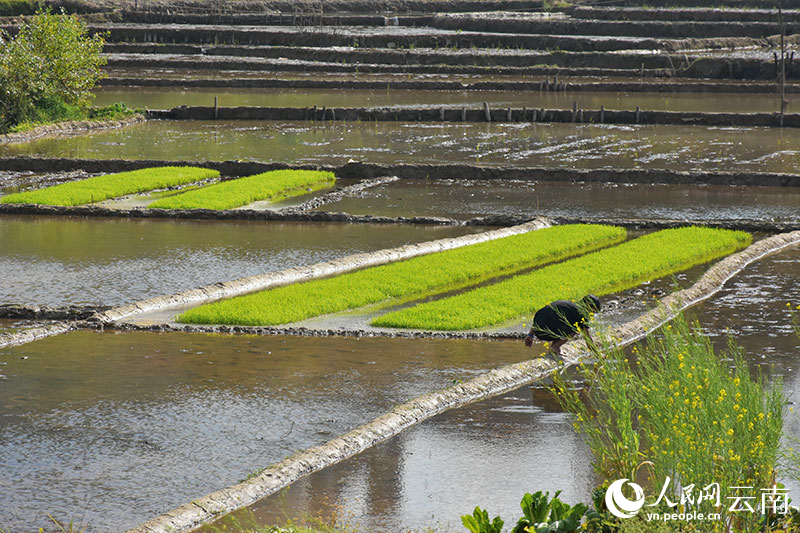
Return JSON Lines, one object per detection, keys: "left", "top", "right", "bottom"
{"left": 0, "top": 166, "right": 218, "bottom": 206}
{"left": 372, "top": 226, "right": 751, "bottom": 331}
{"left": 148, "top": 170, "right": 336, "bottom": 210}
{"left": 178, "top": 224, "right": 626, "bottom": 326}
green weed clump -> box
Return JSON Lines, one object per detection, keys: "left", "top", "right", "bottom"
{"left": 178, "top": 224, "right": 626, "bottom": 326}
{"left": 373, "top": 227, "right": 751, "bottom": 330}
{"left": 0, "top": 166, "right": 218, "bottom": 206}
{"left": 148, "top": 170, "right": 336, "bottom": 210}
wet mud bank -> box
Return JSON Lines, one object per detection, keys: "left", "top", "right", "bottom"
{"left": 567, "top": 6, "right": 800, "bottom": 24}
{"left": 99, "top": 76, "right": 800, "bottom": 94}
{"left": 0, "top": 204, "right": 794, "bottom": 233}
{"left": 93, "top": 220, "right": 548, "bottom": 324}
{"left": 0, "top": 202, "right": 463, "bottom": 226}
{"left": 129, "top": 231, "right": 800, "bottom": 533}
{"left": 73, "top": 22, "right": 796, "bottom": 58}
{"left": 280, "top": 175, "right": 398, "bottom": 213}
{"left": 430, "top": 14, "right": 789, "bottom": 39}
{"left": 118, "top": 12, "right": 417, "bottom": 26}
{"left": 153, "top": 104, "right": 800, "bottom": 128}
{"left": 0, "top": 115, "right": 145, "bottom": 145}
{"left": 0, "top": 321, "right": 75, "bottom": 349}
{"left": 112, "top": 0, "right": 545, "bottom": 15}
{"left": 0, "top": 304, "right": 110, "bottom": 321}
{"left": 103, "top": 50, "right": 800, "bottom": 81}
{"left": 104, "top": 41, "right": 800, "bottom": 67}
{"left": 1, "top": 158, "right": 797, "bottom": 187}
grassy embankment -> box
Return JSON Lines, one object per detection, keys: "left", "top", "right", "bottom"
{"left": 4, "top": 102, "right": 140, "bottom": 134}
{"left": 148, "top": 170, "right": 336, "bottom": 210}
{"left": 178, "top": 224, "right": 627, "bottom": 326}
{"left": 372, "top": 226, "right": 752, "bottom": 330}
{"left": 0, "top": 166, "right": 219, "bottom": 205}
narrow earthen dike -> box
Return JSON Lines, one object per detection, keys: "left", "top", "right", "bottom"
{"left": 1, "top": 157, "right": 797, "bottom": 187}
{"left": 153, "top": 105, "right": 800, "bottom": 128}
{"left": 0, "top": 115, "right": 146, "bottom": 145}
{"left": 128, "top": 231, "right": 800, "bottom": 533}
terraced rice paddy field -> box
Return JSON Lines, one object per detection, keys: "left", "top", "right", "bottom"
{"left": 1, "top": 0, "right": 799, "bottom": 531}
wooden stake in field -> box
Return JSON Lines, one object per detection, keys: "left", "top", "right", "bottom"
{"left": 778, "top": 0, "right": 789, "bottom": 127}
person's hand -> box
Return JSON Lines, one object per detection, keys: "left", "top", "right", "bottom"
{"left": 524, "top": 334, "right": 533, "bottom": 347}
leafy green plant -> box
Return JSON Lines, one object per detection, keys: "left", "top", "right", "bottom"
{"left": 149, "top": 169, "right": 335, "bottom": 210}
{"left": 511, "top": 491, "right": 587, "bottom": 533}
{"left": 373, "top": 227, "right": 750, "bottom": 330}
{"left": 551, "top": 314, "right": 785, "bottom": 531}
{"left": 9, "top": 101, "right": 138, "bottom": 134}
{"left": 0, "top": 8, "right": 107, "bottom": 132}
{"left": 178, "top": 225, "right": 625, "bottom": 326}
{"left": 0, "top": 166, "right": 219, "bottom": 205}
{"left": 462, "top": 507, "right": 504, "bottom": 533}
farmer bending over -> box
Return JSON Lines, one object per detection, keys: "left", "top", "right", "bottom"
{"left": 524, "top": 295, "right": 601, "bottom": 356}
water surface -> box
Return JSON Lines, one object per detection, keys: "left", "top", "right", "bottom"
{"left": 315, "top": 178, "right": 800, "bottom": 222}
{"left": 0, "top": 216, "right": 477, "bottom": 306}
{"left": 4, "top": 120, "right": 799, "bottom": 173}
{"left": 0, "top": 332, "right": 540, "bottom": 531}
{"left": 93, "top": 87, "right": 788, "bottom": 113}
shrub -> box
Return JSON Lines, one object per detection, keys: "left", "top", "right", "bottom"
{"left": 0, "top": 8, "right": 106, "bottom": 132}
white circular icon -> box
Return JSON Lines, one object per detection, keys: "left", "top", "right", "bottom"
{"left": 605, "top": 478, "right": 645, "bottom": 519}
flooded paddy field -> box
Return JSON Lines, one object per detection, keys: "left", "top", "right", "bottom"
{"left": 313, "top": 178, "right": 800, "bottom": 223}
{"left": 0, "top": 331, "right": 541, "bottom": 531}
{"left": 0, "top": 215, "right": 477, "bottom": 307}
{"left": 103, "top": 68, "right": 796, "bottom": 93}
{"left": 228, "top": 244, "right": 800, "bottom": 533}
{"left": 4, "top": 120, "right": 800, "bottom": 174}
{"left": 94, "top": 86, "right": 790, "bottom": 113}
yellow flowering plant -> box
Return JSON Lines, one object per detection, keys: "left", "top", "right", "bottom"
{"left": 550, "top": 314, "right": 785, "bottom": 532}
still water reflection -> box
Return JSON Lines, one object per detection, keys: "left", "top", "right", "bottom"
{"left": 0, "top": 216, "right": 477, "bottom": 307}
{"left": 0, "top": 333, "right": 540, "bottom": 531}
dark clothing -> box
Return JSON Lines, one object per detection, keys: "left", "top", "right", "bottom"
{"left": 532, "top": 300, "right": 590, "bottom": 342}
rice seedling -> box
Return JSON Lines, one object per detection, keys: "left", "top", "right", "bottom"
{"left": 178, "top": 224, "right": 626, "bottom": 326}
{"left": 148, "top": 170, "right": 336, "bottom": 210}
{"left": 0, "top": 166, "right": 218, "bottom": 206}
{"left": 373, "top": 227, "right": 751, "bottom": 330}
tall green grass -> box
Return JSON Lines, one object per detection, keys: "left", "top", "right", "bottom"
{"left": 0, "top": 166, "right": 219, "bottom": 206}
{"left": 373, "top": 227, "right": 751, "bottom": 330}
{"left": 178, "top": 224, "right": 626, "bottom": 326}
{"left": 148, "top": 170, "right": 336, "bottom": 210}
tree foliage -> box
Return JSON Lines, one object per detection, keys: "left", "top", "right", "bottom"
{"left": 0, "top": 8, "right": 106, "bottom": 131}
